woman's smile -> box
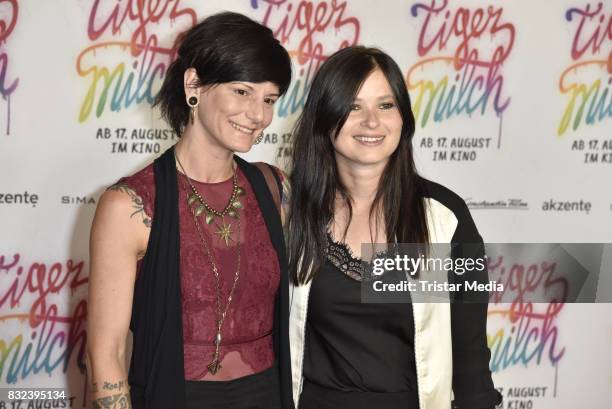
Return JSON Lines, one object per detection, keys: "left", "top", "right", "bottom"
{"left": 353, "top": 134, "right": 385, "bottom": 146}
{"left": 229, "top": 120, "right": 256, "bottom": 135}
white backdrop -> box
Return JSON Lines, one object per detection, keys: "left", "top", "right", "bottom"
{"left": 0, "top": 1, "right": 611, "bottom": 408}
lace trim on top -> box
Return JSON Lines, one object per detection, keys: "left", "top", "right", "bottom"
{"left": 324, "top": 233, "right": 365, "bottom": 281}
{"left": 325, "top": 232, "right": 401, "bottom": 282}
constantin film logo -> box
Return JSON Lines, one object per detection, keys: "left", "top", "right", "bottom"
{"left": 466, "top": 198, "right": 529, "bottom": 210}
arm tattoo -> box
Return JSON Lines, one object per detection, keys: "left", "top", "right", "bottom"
{"left": 103, "top": 379, "right": 126, "bottom": 391}
{"left": 108, "top": 183, "right": 152, "bottom": 228}
{"left": 92, "top": 379, "right": 130, "bottom": 408}
{"left": 92, "top": 392, "right": 131, "bottom": 408}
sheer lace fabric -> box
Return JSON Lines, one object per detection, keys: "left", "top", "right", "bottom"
{"left": 118, "top": 163, "right": 280, "bottom": 380}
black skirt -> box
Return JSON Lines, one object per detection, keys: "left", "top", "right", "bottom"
{"left": 298, "top": 380, "right": 420, "bottom": 409}
{"left": 185, "top": 366, "right": 281, "bottom": 409}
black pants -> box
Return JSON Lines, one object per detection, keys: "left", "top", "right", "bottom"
{"left": 185, "top": 366, "right": 281, "bottom": 409}
{"left": 298, "top": 380, "right": 419, "bottom": 409}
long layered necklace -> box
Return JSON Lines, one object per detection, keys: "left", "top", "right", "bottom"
{"left": 175, "top": 152, "right": 244, "bottom": 375}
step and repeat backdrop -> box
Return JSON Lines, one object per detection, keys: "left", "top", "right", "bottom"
{"left": 1, "top": 0, "right": 611, "bottom": 408}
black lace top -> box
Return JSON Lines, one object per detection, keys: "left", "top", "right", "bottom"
{"left": 302, "top": 234, "right": 419, "bottom": 404}
{"left": 323, "top": 233, "right": 366, "bottom": 281}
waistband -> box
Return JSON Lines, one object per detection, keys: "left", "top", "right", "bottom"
{"left": 300, "top": 380, "right": 419, "bottom": 409}
{"left": 185, "top": 366, "right": 281, "bottom": 409}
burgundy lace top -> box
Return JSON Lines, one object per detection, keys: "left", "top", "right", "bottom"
{"left": 118, "top": 163, "right": 280, "bottom": 381}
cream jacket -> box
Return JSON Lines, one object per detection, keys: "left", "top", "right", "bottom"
{"left": 289, "top": 197, "right": 460, "bottom": 409}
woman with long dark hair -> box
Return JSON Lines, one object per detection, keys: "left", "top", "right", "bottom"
{"left": 287, "top": 46, "right": 501, "bottom": 409}
{"left": 87, "top": 12, "right": 293, "bottom": 409}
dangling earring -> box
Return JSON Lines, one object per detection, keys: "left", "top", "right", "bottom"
{"left": 254, "top": 132, "right": 264, "bottom": 144}
{"left": 188, "top": 96, "right": 199, "bottom": 125}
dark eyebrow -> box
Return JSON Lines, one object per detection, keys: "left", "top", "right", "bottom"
{"left": 354, "top": 94, "right": 395, "bottom": 101}
{"left": 232, "top": 82, "right": 280, "bottom": 97}
{"left": 231, "top": 82, "right": 255, "bottom": 91}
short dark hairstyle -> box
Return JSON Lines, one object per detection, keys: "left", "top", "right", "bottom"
{"left": 155, "top": 12, "right": 292, "bottom": 136}
{"left": 287, "top": 46, "right": 429, "bottom": 284}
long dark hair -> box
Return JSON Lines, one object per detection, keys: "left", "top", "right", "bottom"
{"left": 154, "top": 11, "right": 292, "bottom": 136}
{"left": 287, "top": 46, "right": 429, "bottom": 285}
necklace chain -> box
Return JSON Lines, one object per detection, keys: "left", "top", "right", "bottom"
{"left": 175, "top": 153, "right": 241, "bottom": 217}
{"left": 175, "top": 152, "right": 244, "bottom": 245}
{"left": 188, "top": 173, "right": 240, "bottom": 217}
{"left": 174, "top": 151, "right": 242, "bottom": 375}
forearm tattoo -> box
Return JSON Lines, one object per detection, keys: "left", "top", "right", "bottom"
{"left": 92, "top": 379, "right": 131, "bottom": 408}
{"left": 108, "top": 183, "right": 151, "bottom": 228}
{"left": 92, "top": 392, "right": 131, "bottom": 408}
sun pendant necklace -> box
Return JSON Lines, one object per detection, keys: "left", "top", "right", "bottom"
{"left": 175, "top": 153, "right": 246, "bottom": 246}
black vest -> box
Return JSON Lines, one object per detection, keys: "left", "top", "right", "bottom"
{"left": 128, "top": 147, "right": 293, "bottom": 409}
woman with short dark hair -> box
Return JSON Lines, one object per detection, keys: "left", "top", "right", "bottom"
{"left": 87, "top": 12, "right": 293, "bottom": 409}
{"left": 287, "top": 46, "right": 501, "bottom": 409}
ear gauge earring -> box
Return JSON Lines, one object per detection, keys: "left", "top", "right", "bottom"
{"left": 254, "top": 132, "right": 264, "bottom": 144}
{"left": 187, "top": 96, "right": 199, "bottom": 125}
